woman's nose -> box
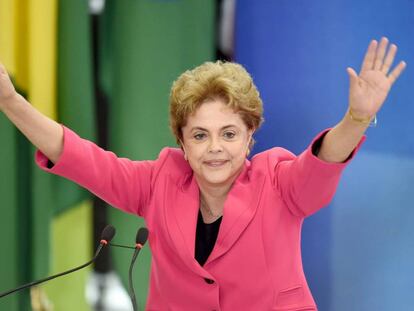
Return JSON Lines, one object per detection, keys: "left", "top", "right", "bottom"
{"left": 208, "top": 137, "right": 223, "bottom": 153}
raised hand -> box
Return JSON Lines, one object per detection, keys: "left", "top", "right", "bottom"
{"left": 0, "top": 62, "right": 18, "bottom": 110}
{"left": 346, "top": 37, "right": 406, "bottom": 121}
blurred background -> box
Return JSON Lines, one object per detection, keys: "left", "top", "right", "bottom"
{"left": 0, "top": 0, "right": 413, "bottom": 310}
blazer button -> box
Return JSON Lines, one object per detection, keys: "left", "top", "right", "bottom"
{"left": 204, "top": 278, "right": 215, "bottom": 284}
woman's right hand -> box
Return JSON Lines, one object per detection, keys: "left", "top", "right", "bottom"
{"left": 0, "top": 62, "right": 18, "bottom": 111}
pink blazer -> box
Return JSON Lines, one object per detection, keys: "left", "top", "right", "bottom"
{"left": 36, "top": 127, "right": 364, "bottom": 311}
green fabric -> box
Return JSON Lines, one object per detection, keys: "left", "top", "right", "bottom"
{"left": 31, "top": 145, "right": 56, "bottom": 280}
{"left": 100, "top": 0, "right": 216, "bottom": 308}
{"left": 0, "top": 115, "right": 19, "bottom": 310}
{"left": 0, "top": 117, "right": 33, "bottom": 310}
{"left": 55, "top": 0, "right": 96, "bottom": 214}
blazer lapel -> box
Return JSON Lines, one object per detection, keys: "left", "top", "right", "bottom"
{"left": 164, "top": 173, "right": 209, "bottom": 276}
{"left": 205, "top": 163, "right": 266, "bottom": 265}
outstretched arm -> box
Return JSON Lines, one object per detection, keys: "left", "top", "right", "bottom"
{"left": 318, "top": 37, "right": 407, "bottom": 163}
{"left": 0, "top": 63, "right": 63, "bottom": 163}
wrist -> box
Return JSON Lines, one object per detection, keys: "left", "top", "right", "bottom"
{"left": 347, "top": 107, "right": 377, "bottom": 127}
{"left": 1, "top": 93, "right": 23, "bottom": 113}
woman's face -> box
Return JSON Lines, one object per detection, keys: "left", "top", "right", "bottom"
{"left": 181, "top": 99, "right": 253, "bottom": 189}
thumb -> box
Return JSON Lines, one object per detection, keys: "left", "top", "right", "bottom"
{"left": 346, "top": 67, "right": 359, "bottom": 88}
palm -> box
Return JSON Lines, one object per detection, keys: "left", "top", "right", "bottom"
{"left": 347, "top": 38, "right": 406, "bottom": 119}
{"left": 350, "top": 70, "right": 391, "bottom": 115}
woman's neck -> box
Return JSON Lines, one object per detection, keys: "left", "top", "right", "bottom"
{"left": 197, "top": 181, "right": 230, "bottom": 223}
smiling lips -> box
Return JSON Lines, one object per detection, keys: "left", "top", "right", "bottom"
{"left": 204, "top": 160, "right": 229, "bottom": 167}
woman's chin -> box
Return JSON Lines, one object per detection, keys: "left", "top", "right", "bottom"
{"left": 199, "top": 171, "right": 234, "bottom": 187}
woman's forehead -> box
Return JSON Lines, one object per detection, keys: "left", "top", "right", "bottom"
{"left": 184, "top": 101, "right": 245, "bottom": 130}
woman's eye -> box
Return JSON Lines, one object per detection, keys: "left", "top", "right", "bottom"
{"left": 223, "top": 132, "right": 236, "bottom": 139}
{"left": 194, "top": 133, "right": 206, "bottom": 140}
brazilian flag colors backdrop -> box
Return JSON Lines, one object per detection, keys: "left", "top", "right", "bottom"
{"left": 0, "top": 0, "right": 95, "bottom": 310}
{"left": 2, "top": 0, "right": 413, "bottom": 310}
{"left": 0, "top": 0, "right": 214, "bottom": 310}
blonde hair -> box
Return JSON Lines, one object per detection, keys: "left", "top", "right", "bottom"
{"left": 169, "top": 61, "right": 264, "bottom": 148}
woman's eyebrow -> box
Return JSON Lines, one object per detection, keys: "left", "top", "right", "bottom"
{"left": 190, "top": 125, "right": 238, "bottom": 132}
{"left": 190, "top": 126, "right": 208, "bottom": 132}
{"left": 221, "top": 125, "right": 238, "bottom": 130}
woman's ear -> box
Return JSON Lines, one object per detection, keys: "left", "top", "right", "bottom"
{"left": 248, "top": 129, "right": 254, "bottom": 145}
{"left": 246, "top": 129, "right": 255, "bottom": 156}
{"left": 179, "top": 139, "right": 188, "bottom": 161}
{"left": 249, "top": 128, "right": 254, "bottom": 139}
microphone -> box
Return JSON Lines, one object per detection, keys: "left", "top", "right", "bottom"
{"left": 0, "top": 225, "right": 116, "bottom": 299}
{"left": 128, "top": 227, "right": 149, "bottom": 311}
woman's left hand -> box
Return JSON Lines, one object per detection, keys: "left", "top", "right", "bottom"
{"left": 346, "top": 37, "right": 407, "bottom": 120}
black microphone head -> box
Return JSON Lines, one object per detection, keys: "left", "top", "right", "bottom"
{"left": 101, "top": 225, "right": 116, "bottom": 243}
{"left": 135, "top": 227, "right": 149, "bottom": 246}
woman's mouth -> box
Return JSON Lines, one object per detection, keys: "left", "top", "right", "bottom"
{"left": 204, "top": 160, "right": 228, "bottom": 167}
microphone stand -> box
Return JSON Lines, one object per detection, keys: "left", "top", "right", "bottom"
{"left": 0, "top": 243, "right": 105, "bottom": 299}
{"left": 128, "top": 227, "right": 149, "bottom": 311}
{"left": 128, "top": 247, "right": 141, "bottom": 311}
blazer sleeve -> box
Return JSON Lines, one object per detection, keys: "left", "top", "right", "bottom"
{"left": 270, "top": 129, "right": 365, "bottom": 217}
{"left": 35, "top": 126, "right": 154, "bottom": 217}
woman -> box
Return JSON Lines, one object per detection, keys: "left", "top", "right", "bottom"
{"left": 0, "top": 38, "right": 406, "bottom": 310}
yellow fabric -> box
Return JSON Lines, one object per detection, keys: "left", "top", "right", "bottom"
{"left": 13, "top": 0, "right": 29, "bottom": 91}
{"left": 0, "top": 0, "right": 53, "bottom": 101}
{"left": 43, "top": 201, "right": 92, "bottom": 311}
{"left": 1, "top": 0, "right": 57, "bottom": 116}
{"left": 0, "top": 0, "right": 15, "bottom": 73}
{"left": 28, "top": 0, "right": 57, "bottom": 119}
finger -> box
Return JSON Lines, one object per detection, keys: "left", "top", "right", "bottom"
{"left": 347, "top": 67, "right": 358, "bottom": 78}
{"left": 373, "top": 37, "right": 389, "bottom": 70}
{"left": 360, "top": 40, "right": 378, "bottom": 73}
{"left": 381, "top": 44, "right": 397, "bottom": 74}
{"left": 347, "top": 67, "right": 359, "bottom": 88}
{"left": 388, "top": 61, "right": 407, "bottom": 85}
